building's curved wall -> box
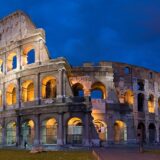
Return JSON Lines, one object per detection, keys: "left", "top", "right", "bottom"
{"left": 0, "top": 11, "right": 159, "bottom": 148}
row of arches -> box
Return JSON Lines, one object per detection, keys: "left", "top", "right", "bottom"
{"left": 0, "top": 76, "right": 56, "bottom": 107}
{"left": 4, "top": 119, "right": 57, "bottom": 146}
{"left": 137, "top": 122, "right": 157, "bottom": 143}
{"left": 1, "top": 118, "right": 128, "bottom": 146}
{"left": 0, "top": 47, "right": 35, "bottom": 73}
{"left": 72, "top": 82, "right": 134, "bottom": 106}
{"left": 72, "top": 82, "right": 106, "bottom": 99}
{"left": 72, "top": 82, "right": 160, "bottom": 113}
{"left": 137, "top": 93, "right": 160, "bottom": 113}
{"left": 94, "top": 120, "right": 127, "bottom": 143}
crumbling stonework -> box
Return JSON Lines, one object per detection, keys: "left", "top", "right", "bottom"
{"left": 0, "top": 11, "right": 159, "bottom": 149}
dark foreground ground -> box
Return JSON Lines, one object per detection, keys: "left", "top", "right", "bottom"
{"left": 94, "top": 146, "right": 160, "bottom": 160}
{"left": 0, "top": 149, "right": 95, "bottom": 160}
{"left": 0, "top": 146, "right": 160, "bottom": 160}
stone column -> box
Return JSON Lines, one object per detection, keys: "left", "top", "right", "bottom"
{"left": 156, "top": 124, "right": 159, "bottom": 143}
{"left": 144, "top": 95, "right": 149, "bottom": 143}
{"left": 126, "top": 118, "right": 136, "bottom": 144}
{"left": 83, "top": 113, "right": 90, "bottom": 146}
{"left": 57, "top": 69, "right": 63, "bottom": 98}
{"left": 133, "top": 92, "right": 138, "bottom": 133}
{"left": 155, "top": 96, "right": 159, "bottom": 116}
{"left": 16, "top": 116, "right": 21, "bottom": 146}
{"left": 107, "top": 115, "right": 114, "bottom": 144}
{"left": 34, "top": 114, "right": 40, "bottom": 146}
{"left": 35, "top": 73, "right": 40, "bottom": 105}
{"left": 2, "top": 118, "right": 6, "bottom": 145}
{"left": 62, "top": 69, "right": 67, "bottom": 97}
{"left": 57, "top": 113, "right": 64, "bottom": 145}
{"left": 34, "top": 40, "right": 41, "bottom": 64}
{"left": 16, "top": 47, "right": 21, "bottom": 70}
{"left": 2, "top": 82, "right": 5, "bottom": 111}
{"left": 145, "top": 121, "right": 149, "bottom": 144}
{"left": 2, "top": 54, "right": 6, "bottom": 74}
{"left": 16, "top": 78, "right": 21, "bottom": 108}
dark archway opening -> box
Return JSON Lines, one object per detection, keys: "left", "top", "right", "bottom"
{"left": 149, "top": 123, "right": 156, "bottom": 143}
{"left": 27, "top": 49, "right": 35, "bottom": 64}
{"left": 72, "top": 83, "right": 84, "bottom": 97}
{"left": 138, "top": 93, "right": 144, "bottom": 112}
{"left": 137, "top": 122, "right": 146, "bottom": 143}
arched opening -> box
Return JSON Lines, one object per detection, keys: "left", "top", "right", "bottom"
{"left": 137, "top": 122, "right": 146, "bottom": 143}
{"left": 0, "top": 125, "right": 2, "bottom": 145}
{"left": 21, "top": 120, "right": 35, "bottom": 146}
{"left": 148, "top": 94, "right": 155, "bottom": 113}
{"left": 7, "top": 52, "right": 17, "bottom": 71}
{"left": 42, "top": 76, "right": 56, "bottom": 99}
{"left": 93, "top": 120, "right": 107, "bottom": 141}
{"left": 41, "top": 118, "right": 57, "bottom": 144}
{"left": 22, "top": 46, "right": 35, "bottom": 65}
{"left": 138, "top": 93, "right": 144, "bottom": 112}
{"left": 0, "top": 59, "right": 3, "bottom": 73}
{"left": 67, "top": 117, "right": 83, "bottom": 144}
{"left": 6, "top": 84, "right": 16, "bottom": 106}
{"left": 114, "top": 120, "right": 127, "bottom": 144}
{"left": 149, "top": 123, "right": 156, "bottom": 143}
{"left": 6, "top": 122, "right": 16, "bottom": 145}
{"left": 124, "top": 90, "right": 134, "bottom": 105}
{"left": 91, "top": 82, "right": 106, "bottom": 99}
{"left": 137, "top": 80, "right": 144, "bottom": 91}
{"left": 22, "top": 80, "right": 34, "bottom": 102}
{"left": 27, "top": 49, "right": 35, "bottom": 64}
{"left": 72, "top": 83, "right": 84, "bottom": 97}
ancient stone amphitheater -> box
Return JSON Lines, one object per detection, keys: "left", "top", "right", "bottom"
{"left": 0, "top": 11, "right": 159, "bottom": 149}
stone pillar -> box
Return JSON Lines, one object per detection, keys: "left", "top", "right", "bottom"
{"left": 133, "top": 92, "right": 138, "bottom": 133}
{"left": 133, "top": 92, "right": 138, "bottom": 112}
{"left": 83, "top": 113, "right": 90, "bottom": 146}
{"left": 2, "top": 118, "right": 6, "bottom": 145}
{"left": 62, "top": 69, "right": 66, "bottom": 97}
{"left": 3, "top": 54, "right": 6, "bottom": 74}
{"left": 156, "top": 124, "right": 159, "bottom": 143}
{"left": 2, "top": 82, "right": 5, "bottom": 111}
{"left": 155, "top": 96, "right": 159, "bottom": 116}
{"left": 16, "top": 47, "right": 21, "bottom": 70}
{"left": 144, "top": 94, "right": 149, "bottom": 143}
{"left": 57, "top": 69, "right": 63, "bottom": 98}
{"left": 145, "top": 121, "right": 149, "bottom": 143}
{"left": 5, "top": 53, "right": 8, "bottom": 73}
{"left": 107, "top": 115, "right": 114, "bottom": 144}
{"left": 16, "top": 116, "right": 21, "bottom": 146}
{"left": 34, "top": 40, "right": 41, "bottom": 64}
{"left": 57, "top": 113, "right": 64, "bottom": 145}
{"left": 126, "top": 118, "right": 136, "bottom": 144}
{"left": 34, "top": 114, "right": 40, "bottom": 146}
{"left": 16, "top": 78, "right": 21, "bottom": 108}
{"left": 35, "top": 73, "right": 40, "bottom": 105}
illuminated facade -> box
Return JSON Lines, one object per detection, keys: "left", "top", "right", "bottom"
{"left": 0, "top": 11, "right": 159, "bottom": 148}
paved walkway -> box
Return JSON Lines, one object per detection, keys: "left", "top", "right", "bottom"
{"left": 94, "top": 147, "right": 160, "bottom": 160}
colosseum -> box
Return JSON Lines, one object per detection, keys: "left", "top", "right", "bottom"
{"left": 0, "top": 10, "right": 159, "bottom": 149}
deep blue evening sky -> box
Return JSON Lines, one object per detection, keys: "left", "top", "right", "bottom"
{"left": 1, "top": 0, "right": 160, "bottom": 71}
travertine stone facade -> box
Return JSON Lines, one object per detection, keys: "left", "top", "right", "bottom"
{"left": 0, "top": 11, "right": 159, "bottom": 149}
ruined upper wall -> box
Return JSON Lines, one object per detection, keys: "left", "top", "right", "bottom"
{"left": 0, "top": 10, "right": 36, "bottom": 48}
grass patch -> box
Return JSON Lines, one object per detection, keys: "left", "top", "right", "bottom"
{"left": 0, "top": 149, "right": 95, "bottom": 160}
{"left": 145, "top": 150, "right": 160, "bottom": 154}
